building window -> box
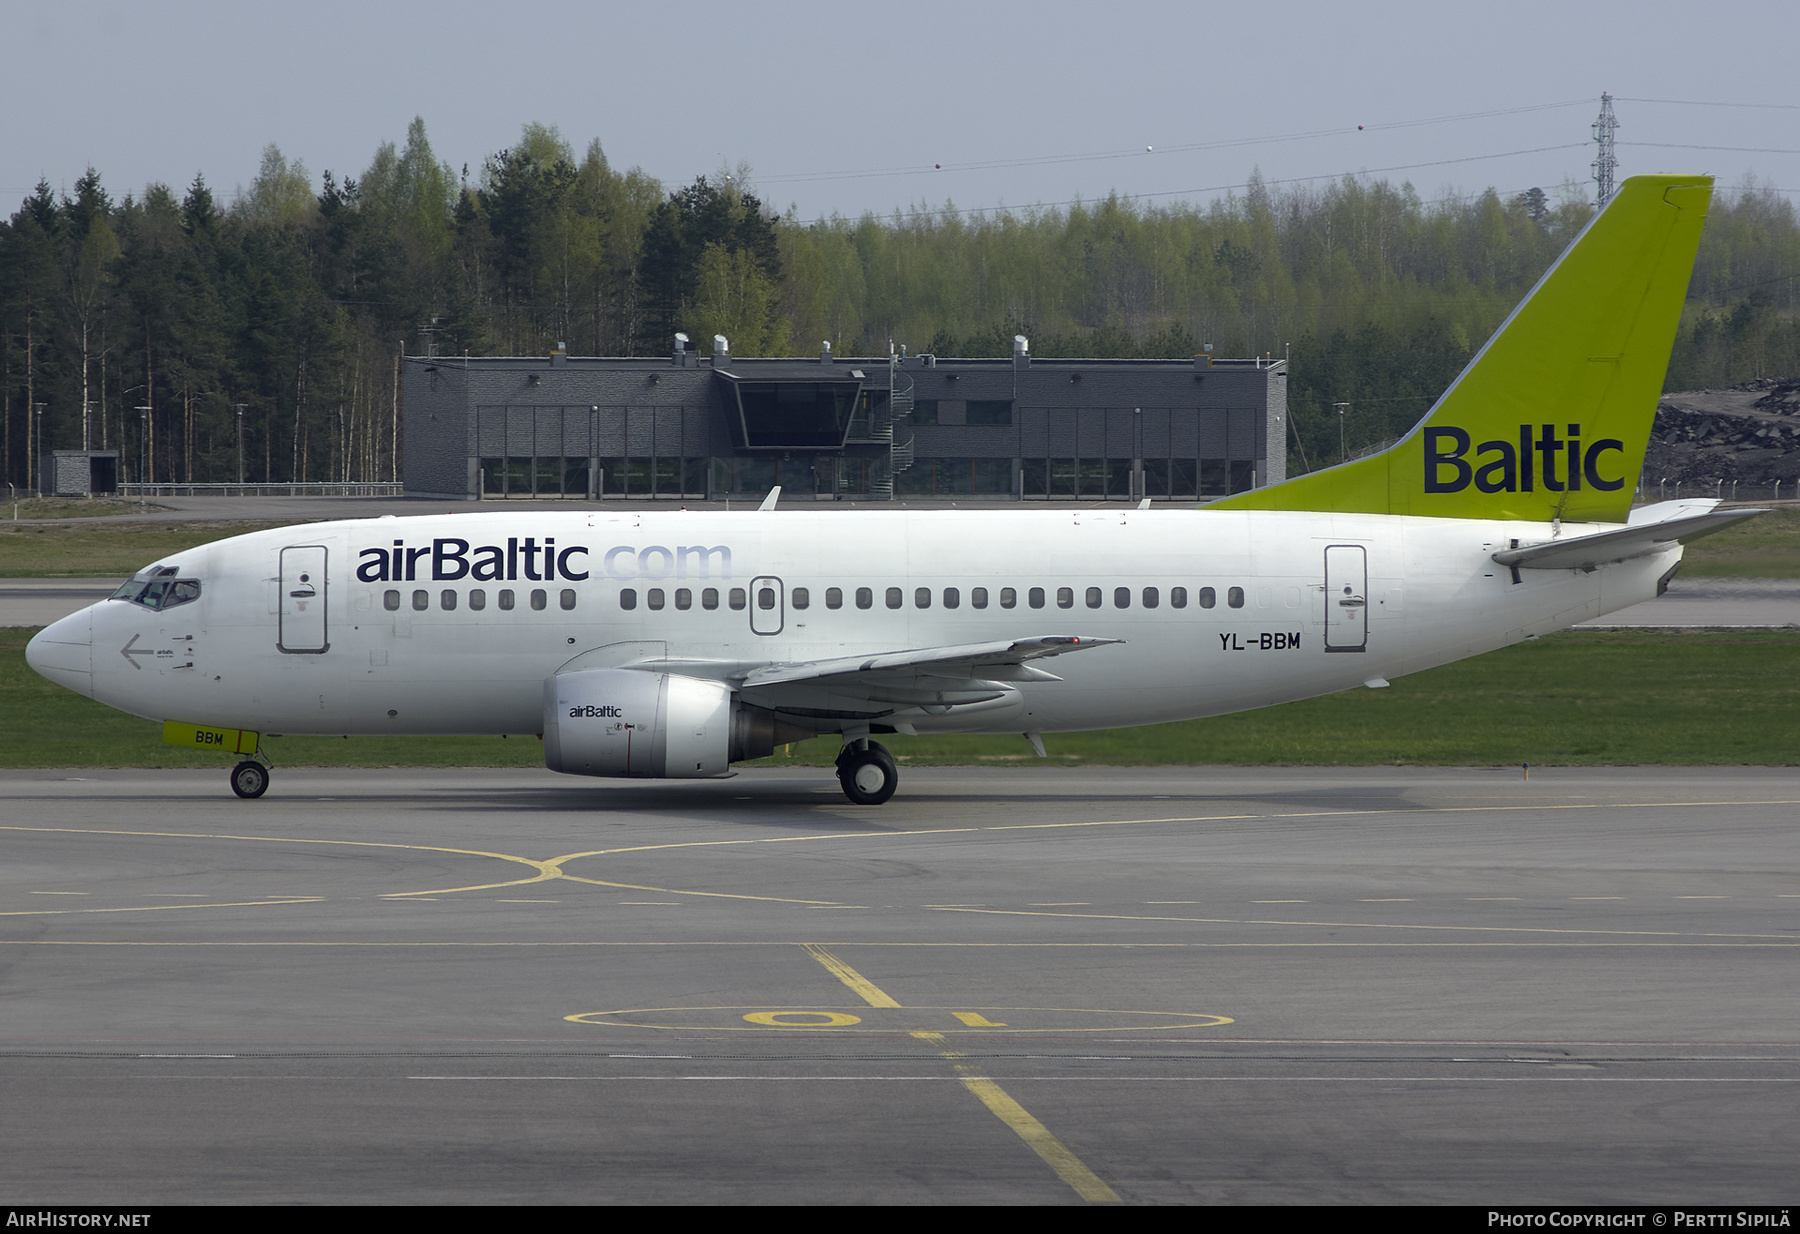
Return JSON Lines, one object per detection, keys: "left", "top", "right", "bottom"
{"left": 967, "top": 399, "right": 1013, "bottom": 426}
{"left": 912, "top": 400, "right": 939, "bottom": 425}
{"left": 1200, "top": 460, "right": 1231, "bottom": 497}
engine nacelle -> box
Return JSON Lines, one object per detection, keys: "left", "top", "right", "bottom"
{"left": 544, "top": 669, "right": 732, "bottom": 778}
{"left": 543, "top": 669, "right": 817, "bottom": 779}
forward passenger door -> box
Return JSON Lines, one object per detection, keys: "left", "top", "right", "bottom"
{"left": 279, "top": 545, "right": 330, "bottom": 654}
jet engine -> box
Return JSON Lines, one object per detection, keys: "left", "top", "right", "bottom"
{"left": 542, "top": 668, "right": 813, "bottom": 779}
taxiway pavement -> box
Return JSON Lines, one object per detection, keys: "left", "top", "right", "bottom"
{"left": 2, "top": 765, "right": 1795, "bottom": 1204}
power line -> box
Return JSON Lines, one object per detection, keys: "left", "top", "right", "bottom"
{"left": 1623, "top": 142, "right": 1800, "bottom": 156}
{"left": 1613, "top": 97, "right": 1800, "bottom": 111}
{"left": 796, "top": 143, "right": 1591, "bottom": 227}
{"left": 759, "top": 100, "right": 1593, "bottom": 187}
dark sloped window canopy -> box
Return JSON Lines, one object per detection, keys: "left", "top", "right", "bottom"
{"left": 717, "top": 372, "right": 864, "bottom": 450}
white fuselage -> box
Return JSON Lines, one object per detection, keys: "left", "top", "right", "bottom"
{"left": 31, "top": 507, "right": 1676, "bottom": 741}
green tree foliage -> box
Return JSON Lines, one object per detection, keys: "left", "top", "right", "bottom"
{"left": 639, "top": 174, "right": 786, "bottom": 353}
{"left": 2, "top": 133, "right": 1795, "bottom": 490}
{"left": 689, "top": 243, "right": 790, "bottom": 357}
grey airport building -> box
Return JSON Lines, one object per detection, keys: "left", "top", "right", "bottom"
{"left": 402, "top": 334, "right": 1288, "bottom": 503}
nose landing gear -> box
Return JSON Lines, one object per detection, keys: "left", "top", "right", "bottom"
{"left": 836, "top": 739, "right": 898, "bottom": 805}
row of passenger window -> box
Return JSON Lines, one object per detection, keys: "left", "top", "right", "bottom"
{"left": 383, "top": 587, "right": 577, "bottom": 613}
{"left": 616, "top": 584, "right": 1248, "bottom": 612}
{"left": 377, "top": 583, "right": 1251, "bottom": 616}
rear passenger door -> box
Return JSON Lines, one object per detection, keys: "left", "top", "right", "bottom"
{"left": 1323, "top": 545, "right": 1367, "bottom": 653}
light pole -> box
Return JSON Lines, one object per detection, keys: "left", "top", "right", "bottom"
{"left": 1133, "top": 406, "right": 1143, "bottom": 501}
{"left": 33, "top": 403, "right": 44, "bottom": 496}
{"left": 136, "top": 405, "right": 151, "bottom": 507}
{"left": 1333, "top": 402, "right": 1349, "bottom": 466}
{"left": 234, "top": 404, "right": 246, "bottom": 486}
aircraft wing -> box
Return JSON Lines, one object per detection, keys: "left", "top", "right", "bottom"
{"left": 718, "top": 635, "right": 1125, "bottom": 726}
{"left": 737, "top": 635, "right": 1123, "bottom": 690}
{"left": 1492, "top": 501, "right": 1763, "bottom": 572}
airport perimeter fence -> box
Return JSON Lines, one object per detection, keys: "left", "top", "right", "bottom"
{"left": 118, "top": 482, "right": 406, "bottom": 498}
{"left": 1646, "top": 478, "right": 1792, "bottom": 503}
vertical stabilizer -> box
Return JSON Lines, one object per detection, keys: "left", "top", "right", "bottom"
{"left": 1212, "top": 175, "right": 1712, "bottom": 522}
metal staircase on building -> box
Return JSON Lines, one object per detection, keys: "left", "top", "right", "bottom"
{"left": 869, "top": 359, "right": 918, "bottom": 500}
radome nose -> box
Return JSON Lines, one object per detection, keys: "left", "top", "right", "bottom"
{"left": 26, "top": 606, "right": 94, "bottom": 697}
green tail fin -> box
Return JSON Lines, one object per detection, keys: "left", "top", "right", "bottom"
{"left": 1214, "top": 175, "right": 1712, "bottom": 522}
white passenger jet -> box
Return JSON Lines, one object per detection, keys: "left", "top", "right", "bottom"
{"left": 27, "top": 175, "right": 1756, "bottom": 804}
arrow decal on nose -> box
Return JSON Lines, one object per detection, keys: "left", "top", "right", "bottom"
{"left": 121, "top": 634, "right": 156, "bottom": 670}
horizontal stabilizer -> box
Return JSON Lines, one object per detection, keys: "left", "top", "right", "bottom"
{"left": 1492, "top": 501, "right": 1763, "bottom": 571}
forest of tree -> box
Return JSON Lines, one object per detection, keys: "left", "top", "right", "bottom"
{"left": 3, "top": 118, "right": 1796, "bottom": 489}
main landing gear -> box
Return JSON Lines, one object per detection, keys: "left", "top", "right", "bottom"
{"left": 230, "top": 757, "right": 272, "bottom": 799}
{"left": 836, "top": 739, "right": 898, "bottom": 805}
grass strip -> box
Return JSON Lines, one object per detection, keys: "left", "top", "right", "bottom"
{"left": 4, "top": 627, "right": 1796, "bottom": 770}
{"left": 0, "top": 521, "right": 301, "bottom": 578}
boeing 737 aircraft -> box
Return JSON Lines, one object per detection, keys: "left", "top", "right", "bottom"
{"left": 27, "top": 175, "right": 1758, "bottom": 805}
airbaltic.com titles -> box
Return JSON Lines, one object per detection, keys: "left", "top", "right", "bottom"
{"left": 355, "top": 538, "right": 733, "bottom": 584}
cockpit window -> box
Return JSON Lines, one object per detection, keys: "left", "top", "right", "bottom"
{"left": 112, "top": 565, "right": 201, "bottom": 611}
{"left": 111, "top": 564, "right": 169, "bottom": 599}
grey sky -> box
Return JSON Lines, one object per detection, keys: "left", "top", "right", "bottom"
{"left": 5, "top": 0, "right": 1796, "bottom": 219}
